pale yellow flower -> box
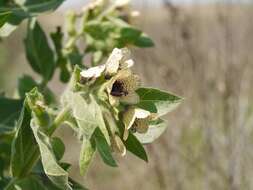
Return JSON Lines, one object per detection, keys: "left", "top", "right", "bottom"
{"left": 80, "top": 64, "right": 106, "bottom": 79}
{"left": 105, "top": 48, "right": 134, "bottom": 77}
{"left": 106, "top": 69, "right": 140, "bottom": 106}
{"left": 123, "top": 107, "right": 156, "bottom": 140}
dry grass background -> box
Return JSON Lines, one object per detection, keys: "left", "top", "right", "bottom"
{"left": 2, "top": 1, "right": 253, "bottom": 190}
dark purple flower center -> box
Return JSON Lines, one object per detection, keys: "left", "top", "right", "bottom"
{"left": 110, "top": 80, "right": 128, "bottom": 97}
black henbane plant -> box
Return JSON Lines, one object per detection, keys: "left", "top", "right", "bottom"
{"left": 0, "top": 0, "right": 182, "bottom": 189}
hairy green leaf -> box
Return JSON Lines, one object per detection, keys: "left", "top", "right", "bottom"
{"left": 125, "top": 132, "right": 148, "bottom": 162}
{"left": 93, "top": 128, "right": 117, "bottom": 167}
{"left": 136, "top": 88, "right": 182, "bottom": 117}
{"left": 79, "top": 138, "right": 96, "bottom": 176}
{"left": 11, "top": 103, "right": 39, "bottom": 178}
{"left": 67, "top": 92, "right": 110, "bottom": 143}
{"left": 31, "top": 120, "right": 71, "bottom": 190}
{"left": 24, "top": 19, "right": 55, "bottom": 81}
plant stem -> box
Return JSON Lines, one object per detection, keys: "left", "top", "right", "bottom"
{"left": 48, "top": 107, "right": 70, "bottom": 136}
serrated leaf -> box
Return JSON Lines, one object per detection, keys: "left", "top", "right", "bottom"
{"left": 0, "top": 97, "right": 23, "bottom": 134}
{"left": 24, "top": 19, "right": 55, "bottom": 81}
{"left": 30, "top": 120, "right": 72, "bottom": 190}
{"left": 51, "top": 137, "right": 65, "bottom": 161}
{"left": 134, "top": 119, "right": 168, "bottom": 144}
{"left": 124, "top": 132, "right": 148, "bottom": 162}
{"left": 93, "top": 128, "right": 117, "bottom": 167}
{"left": 136, "top": 88, "right": 182, "bottom": 117}
{"left": 79, "top": 138, "right": 96, "bottom": 176}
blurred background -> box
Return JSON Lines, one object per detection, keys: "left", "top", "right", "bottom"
{"left": 2, "top": 0, "right": 253, "bottom": 189}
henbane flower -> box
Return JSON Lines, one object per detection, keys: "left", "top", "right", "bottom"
{"left": 80, "top": 48, "right": 134, "bottom": 81}
{"left": 123, "top": 107, "right": 156, "bottom": 140}
{"left": 106, "top": 69, "right": 140, "bottom": 106}
{"left": 81, "top": 64, "right": 105, "bottom": 78}
{"left": 105, "top": 48, "right": 134, "bottom": 77}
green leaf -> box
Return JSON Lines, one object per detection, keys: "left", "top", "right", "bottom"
{"left": 0, "top": 137, "right": 12, "bottom": 177}
{"left": 0, "top": 0, "right": 65, "bottom": 37}
{"left": 51, "top": 137, "right": 65, "bottom": 161}
{"left": 11, "top": 103, "right": 39, "bottom": 178}
{"left": 67, "top": 47, "right": 83, "bottom": 67}
{"left": 136, "top": 87, "right": 182, "bottom": 117}
{"left": 0, "top": 97, "right": 23, "bottom": 134}
{"left": 134, "top": 119, "right": 168, "bottom": 144}
{"left": 24, "top": 19, "right": 55, "bottom": 81}
{"left": 51, "top": 26, "right": 70, "bottom": 83}
{"left": 120, "top": 27, "right": 142, "bottom": 40}
{"left": 30, "top": 120, "right": 71, "bottom": 190}
{"left": 18, "top": 75, "right": 38, "bottom": 98}
{"left": 18, "top": 75, "right": 55, "bottom": 104}
{"left": 17, "top": 0, "right": 65, "bottom": 14}
{"left": 69, "top": 177, "right": 89, "bottom": 190}
{"left": 134, "top": 34, "right": 155, "bottom": 47}
{"left": 5, "top": 176, "right": 46, "bottom": 190}
{"left": 0, "top": 13, "right": 23, "bottom": 37}
{"left": 124, "top": 132, "right": 148, "bottom": 162}
{"left": 92, "top": 128, "right": 117, "bottom": 167}
{"left": 117, "top": 27, "right": 142, "bottom": 47}
{"left": 79, "top": 138, "right": 96, "bottom": 176}
{"left": 0, "top": 12, "right": 11, "bottom": 28}
{"left": 67, "top": 92, "right": 110, "bottom": 143}
{"left": 84, "top": 21, "right": 115, "bottom": 40}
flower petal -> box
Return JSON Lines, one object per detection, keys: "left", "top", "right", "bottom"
{"left": 105, "top": 48, "right": 123, "bottom": 75}
{"left": 135, "top": 108, "right": 151, "bottom": 119}
{"left": 120, "top": 59, "right": 134, "bottom": 70}
{"left": 80, "top": 64, "right": 105, "bottom": 78}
